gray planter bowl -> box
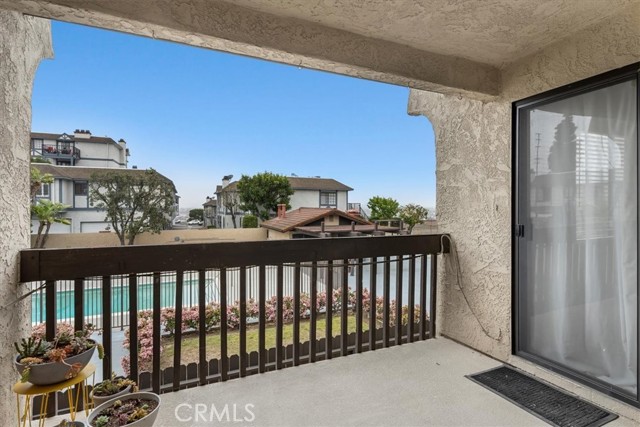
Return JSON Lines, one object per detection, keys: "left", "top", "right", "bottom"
{"left": 14, "top": 341, "right": 96, "bottom": 385}
{"left": 55, "top": 421, "right": 86, "bottom": 427}
{"left": 90, "top": 384, "right": 133, "bottom": 406}
{"left": 88, "top": 391, "right": 160, "bottom": 427}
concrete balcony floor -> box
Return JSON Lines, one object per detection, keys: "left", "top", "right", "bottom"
{"left": 46, "top": 337, "right": 636, "bottom": 426}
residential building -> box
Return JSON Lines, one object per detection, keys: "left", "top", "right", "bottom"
{"left": 202, "top": 197, "right": 217, "bottom": 228}
{"left": 261, "top": 205, "right": 397, "bottom": 239}
{"left": 31, "top": 129, "right": 129, "bottom": 168}
{"left": 215, "top": 175, "right": 354, "bottom": 229}
{"left": 31, "top": 163, "right": 178, "bottom": 234}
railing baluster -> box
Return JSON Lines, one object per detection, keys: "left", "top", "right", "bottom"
{"left": 102, "top": 275, "right": 112, "bottom": 380}
{"left": 239, "top": 266, "right": 247, "bottom": 377}
{"left": 45, "top": 280, "right": 56, "bottom": 341}
{"left": 152, "top": 272, "right": 161, "bottom": 393}
{"left": 408, "top": 255, "right": 416, "bottom": 343}
{"left": 128, "top": 274, "right": 138, "bottom": 382}
{"left": 420, "top": 254, "right": 428, "bottom": 340}
{"left": 395, "top": 255, "right": 403, "bottom": 345}
{"left": 341, "top": 259, "right": 348, "bottom": 356}
{"left": 310, "top": 262, "right": 317, "bottom": 363}
{"left": 293, "top": 262, "right": 301, "bottom": 366}
{"left": 326, "top": 260, "right": 333, "bottom": 360}
{"left": 258, "top": 265, "right": 266, "bottom": 373}
{"left": 369, "top": 259, "right": 377, "bottom": 351}
{"left": 355, "top": 258, "right": 363, "bottom": 353}
{"left": 220, "top": 267, "right": 228, "bottom": 381}
{"left": 198, "top": 270, "right": 207, "bottom": 386}
{"left": 276, "top": 264, "right": 284, "bottom": 369}
{"left": 73, "top": 278, "right": 83, "bottom": 332}
{"left": 430, "top": 254, "right": 438, "bottom": 339}
{"left": 383, "top": 256, "right": 390, "bottom": 348}
{"left": 172, "top": 271, "right": 184, "bottom": 391}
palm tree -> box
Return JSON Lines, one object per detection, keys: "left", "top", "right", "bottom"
{"left": 32, "top": 200, "right": 70, "bottom": 248}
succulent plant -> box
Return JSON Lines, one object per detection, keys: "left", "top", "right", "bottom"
{"left": 93, "top": 373, "right": 137, "bottom": 397}
{"left": 14, "top": 337, "right": 50, "bottom": 360}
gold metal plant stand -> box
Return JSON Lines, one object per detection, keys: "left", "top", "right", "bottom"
{"left": 13, "top": 363, "right": 95, "bottom": 427}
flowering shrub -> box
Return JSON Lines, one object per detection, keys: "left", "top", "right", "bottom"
{"left": 31, "top": 322, "right": 74, "bottom": 340}
{"left": 121, "top": 286, "right": 427, "bottom": 375}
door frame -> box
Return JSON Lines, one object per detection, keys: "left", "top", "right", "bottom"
{"left": 512, "top": 62, "right": 640, "bottom": 407}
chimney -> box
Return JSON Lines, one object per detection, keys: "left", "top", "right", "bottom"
{"left": 222, "top": 174, "right": 233, "bottom": 189}
{"left": 277, "top": 204, "right": 286, "bottom": 219}
{"left": 74, "top": 129, "right": 91, "bottom": 139}
{"left": 118, "top": 139, "right": 128, "bottom": 167}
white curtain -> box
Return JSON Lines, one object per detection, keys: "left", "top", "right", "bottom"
{"left": 523, "top": 78, "right": 637, "bottom": 396}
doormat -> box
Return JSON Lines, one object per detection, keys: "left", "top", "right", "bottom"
{"left": 467, "top": 366, "right": 618, "bottom": 427}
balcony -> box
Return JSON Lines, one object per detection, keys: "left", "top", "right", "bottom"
{"left": 40, "top": 143, "right": 81, "bottom": 164}
{"left": 21, "top": 234, "right": 449, "bottom": 424}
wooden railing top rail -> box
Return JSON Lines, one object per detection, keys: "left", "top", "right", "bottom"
{"left": 21, "top": 234, "right": 449, "bottom": 282}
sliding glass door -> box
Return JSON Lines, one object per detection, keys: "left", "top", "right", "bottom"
{"left": 515, "top": 66, "right": 639, "bottom": 403}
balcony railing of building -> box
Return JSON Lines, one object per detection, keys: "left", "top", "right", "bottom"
{"left": 20, "top": 234, "right": 448, "bottom": 417}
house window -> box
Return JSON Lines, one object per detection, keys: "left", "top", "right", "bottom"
{"left": 74, "top": 181, "right": 88, "bottom": 196}
{"left": 320, "top": 191, "right": 337, "bottom": 207}
{"left": 36, "top": 183, "right": 50, "bottom": 198}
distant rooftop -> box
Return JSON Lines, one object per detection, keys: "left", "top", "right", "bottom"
{"left": 219, "top": 176, "right": 353, "bottom": 193}
{"left": 261, "top": 207, "right": 368, "bottom": 233}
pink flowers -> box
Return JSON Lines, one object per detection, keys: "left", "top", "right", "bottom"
{"left": 121, "top": 287, "right": 428, "bottom": 375}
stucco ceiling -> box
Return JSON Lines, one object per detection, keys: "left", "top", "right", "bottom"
{"left": 1, "top": 0, "right": 637, "bottom": 98}
{"left": 225, "top": 0, "right": 635, "bottom": 67}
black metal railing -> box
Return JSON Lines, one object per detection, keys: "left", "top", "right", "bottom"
{"left": 20, "top": 234, "right": 447, "bottom": 416}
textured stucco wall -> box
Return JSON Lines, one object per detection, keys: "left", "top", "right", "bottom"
{"left": 408, "top": 93, "right": 512, "bottom": 360}
{"left": 0, "top": 9, "right": 52, "bottom": 420}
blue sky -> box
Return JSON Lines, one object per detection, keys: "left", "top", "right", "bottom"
{"left": 32, "top": 21, "right": 435, "bottom": 210}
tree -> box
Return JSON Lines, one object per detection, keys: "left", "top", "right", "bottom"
{"left": 398, "top": 204, "right": 429, "bottom": 234}
{"left": 220, "top": 189, "right": 242, "bottom": 228}
{"left": 188, "top": 208, "right": 203, "bottom": 222}
{"left": 367, "top": 196, "right": 399, "bottom": 220}
{"left": 237, "top": 172, "right": 293, "bottom": 221}
{"left": 30, "top": 167, "right": 53, "bottom": 201}
{"left": 32, "top": 200, "right": 70, "bottom": 248}
{"left": 89, "top": 169, "right": 176, "bottom": 245}
{"left": 242, "top": 214, "right": 258, "bottom": 228}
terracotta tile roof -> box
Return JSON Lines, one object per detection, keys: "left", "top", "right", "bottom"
{"left": 31, "top": 132, "right": 123, "bottom": 149}
{"left": 218, "top": 177, "right": 352, "bottom": 193}
{"left": 261, "top": 207, "right": 368, "bottom": 233}
{"left": 295, "top": 225, "right": 399, "bottom": 234}
{"left": 32, "top": 164, "right": 176, "bottom": 190}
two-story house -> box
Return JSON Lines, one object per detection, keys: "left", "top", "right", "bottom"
{"left": 31, "top": 129, "right": 177, "bottom": 233}
{"left": 214, "top": 175, "right": 354, "bottom": 229}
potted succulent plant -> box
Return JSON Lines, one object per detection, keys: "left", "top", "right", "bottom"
{"left": 88, "top": 392, "right": 160, "bottom": 427}
{"left": 14, "top": 324, "right": 103, "bottom": 385}
{"left": 90, "top": 373, "right": 137, "bottom": 406}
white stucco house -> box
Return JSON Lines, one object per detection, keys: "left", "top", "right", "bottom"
{"left": 214, "top": 175, "right": 354, "bottom": 228}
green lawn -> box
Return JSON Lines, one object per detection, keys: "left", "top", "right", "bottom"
{"left": 160, "top": 314, "right": 364, "bottom": 367}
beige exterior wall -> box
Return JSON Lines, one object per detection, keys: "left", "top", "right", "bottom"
{"left": 266, "top": 229, "right": 292, "bottom": 240}
{"left": 0, "top": 10, "right": 51, "bottom": 421}
{"left": 34, "top": 227, "right": 268, "bottom": 248}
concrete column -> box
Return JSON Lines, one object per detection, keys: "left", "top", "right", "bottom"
{"left": 0, "top": 9, "right": 52, "bottom": 420}
{"left": 408, "top": 90, "right": 512, "bottom": 361}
